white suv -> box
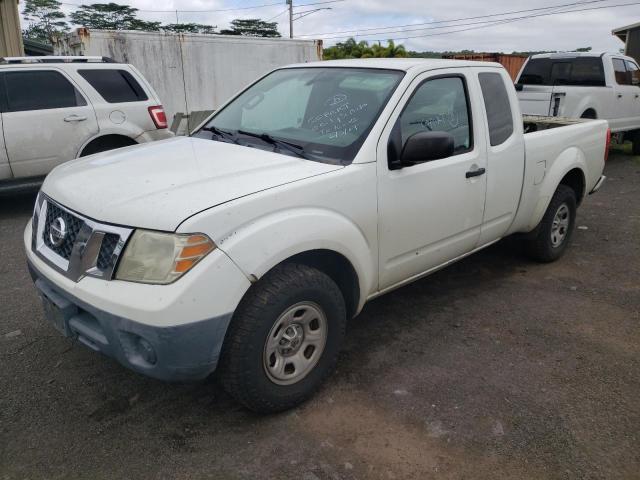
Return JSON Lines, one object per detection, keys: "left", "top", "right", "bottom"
{"left": 0, "top": 56, "right": 173, "bottom": 192}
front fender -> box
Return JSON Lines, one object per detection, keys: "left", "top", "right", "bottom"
{"left": 210, "top": 208, "right": 376, "bottom": 310}
{"left": 526, "top": 146, "right": 586, "bottom": 231}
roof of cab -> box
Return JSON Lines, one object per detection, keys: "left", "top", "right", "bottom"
{"left": 284, "top": 58, "right": 504, "bottom": 72}
{"left": 530, "top": 51, "right": 632, "bottom": 60}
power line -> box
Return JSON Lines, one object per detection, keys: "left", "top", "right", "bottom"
{"left": 297, "top": 0, "right": 608, "bottom": 37}
{"left": 346, "top": 1, "right": 640, "bottom": 42}
{"left": 267, "top": 8, "right": 290, "bottom": 21}
{"left": 293, "top": 0, "right": 344, "bottom": 6}
{"left": 61, "top": 0, "right": 345, "bottom": 14}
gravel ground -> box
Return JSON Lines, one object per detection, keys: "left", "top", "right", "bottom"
{"left": 1, "top": 150, "right": 638, "bottom": 480}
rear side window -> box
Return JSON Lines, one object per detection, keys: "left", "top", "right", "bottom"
{"left": 478, "top": 72, "right": 514, "bottom": 146}
{"left": 78, "top": 69, "right": 148, "bottom": 103}
{"left": 625, "top": 60, "right": 640, "bottom": 86}
{"left": 518, "top": 57, "right": 605, "bottom": 86}
{"left": 612, "top": 59, "right": 631, "bottom": 85}
{"left": 2, "top": 70, "right": 86, "bottom": 112}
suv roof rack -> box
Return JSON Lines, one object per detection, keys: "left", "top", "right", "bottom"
{"left": 0, "top": 56, "right": 117, "bottom": 65}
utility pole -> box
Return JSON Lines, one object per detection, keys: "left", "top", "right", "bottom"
{"left": 287, "top": 0, "right": 293, "bottom": 38}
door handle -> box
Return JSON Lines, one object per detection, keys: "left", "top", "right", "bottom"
{"left": 64, "top": 115, "right": 87, "bottom": 122}
{"left": 466, "top": 167, "right": 486, "bottom": 178}
{"left": 617, "top": 93, "right": 623, "bottom": 99}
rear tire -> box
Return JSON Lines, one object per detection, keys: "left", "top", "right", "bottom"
{"left": 219, "top": 263, "right": 346, "bottom": 413}
{"left": 524, "top": 184, "right": 577, "bottom": 263}
{"left": 630, "top": 130, "right": 640, "bottom": 156}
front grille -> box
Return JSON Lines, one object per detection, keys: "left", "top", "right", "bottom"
{"left": 33, "top": 195, "right": 133, "bottom": 282}
{"left": 43, "top": 202, "right": 84, "bottom": 259}
{"left": 97, "top": 233, "right": 120, "bottom": 271}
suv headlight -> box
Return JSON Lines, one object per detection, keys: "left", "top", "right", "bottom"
{"left": 115, "top": 230, "right": 216, "bottom": 284}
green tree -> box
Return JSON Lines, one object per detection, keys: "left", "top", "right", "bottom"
{"left": 383, "top": 40, "right": 407, "bottom": 58}
{"left": 161, "top": 23, "right": 218, "bottom": 34}
{"left": 219, "top": 19, "right": 280, "bottom": 37}
{"left": 22, "top": 0, "right": 68, "bottom": 44}
{"left": 323, "top": 38, "right": 408, "bottom": 60}
{"left": 70, "top": 3, "right": 158, "bottom": 31}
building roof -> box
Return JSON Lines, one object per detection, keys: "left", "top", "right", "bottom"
{"left": 612, "top": 21, "right": 640, "bottom": 42}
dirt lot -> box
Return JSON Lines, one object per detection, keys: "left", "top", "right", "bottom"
{"left": 1, "top": 150, "right": 638, "bottom": 480}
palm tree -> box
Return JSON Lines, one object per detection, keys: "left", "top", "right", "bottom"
{"left": 384, "top": 40, "right": 407, "bottom": 58}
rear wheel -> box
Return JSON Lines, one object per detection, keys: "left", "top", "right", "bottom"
{"left": 630, "top": 130, "right": 640, "bottom": 156}
{"left": 524, "top": 184, "right": 577, "bottom": 262}
{"left": 219, "top": 263, "right": 346, "bottom": 413}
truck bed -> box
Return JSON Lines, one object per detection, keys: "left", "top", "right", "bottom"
{"left": 523, "top": 115, "right": 592, "bottom": 134}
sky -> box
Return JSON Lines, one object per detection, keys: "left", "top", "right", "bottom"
{"left": 34, "top": 0, "right": 639, "bottom": 52}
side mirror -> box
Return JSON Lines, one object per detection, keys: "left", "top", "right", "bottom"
{"left": 400, "top": 131, "right": 455, "bottom": 166}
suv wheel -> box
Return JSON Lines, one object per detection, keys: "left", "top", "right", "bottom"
{"left": 219, "top": 263, "right": 346, "bottom": 413}
{"left": 524, "top": 184, "right": 577, "bottom": 262}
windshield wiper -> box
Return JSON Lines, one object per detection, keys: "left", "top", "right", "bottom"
{"left": 237, "top": 130, "right": 307, "bottom": 159}
{"left": 201, "top": 126, "right": 240, "bottom": 144}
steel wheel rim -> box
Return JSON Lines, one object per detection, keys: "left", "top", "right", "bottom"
{"left": 551, "top": 203, "right": 570, "bottom": 247}
{"left": 263, "top": 301, "right": 328, "bottom": 386}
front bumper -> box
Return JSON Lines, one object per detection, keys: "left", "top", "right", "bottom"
{"left": 29, "top": 259, "right": 232, "bottom": 381}
{"left": 24, "top": 219, "right": 251, "bottom": 381}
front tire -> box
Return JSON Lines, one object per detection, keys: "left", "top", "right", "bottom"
{"left": 524, "top": 184, "right": 577, "bottom": 263}
{"left": 219, "top": 263, "right": 346, "bottom": 413}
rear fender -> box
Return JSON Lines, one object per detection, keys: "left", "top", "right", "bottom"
{"left": 526, "top": 146, "right": 586, "bottom": 231}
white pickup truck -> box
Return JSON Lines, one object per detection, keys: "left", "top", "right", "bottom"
{"left": 25, "top": 59, "right": 608, "bottom": 413}
{"left": 516, "top": 52, "right": 640, "bottom": 154}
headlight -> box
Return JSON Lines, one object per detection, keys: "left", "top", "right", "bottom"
{"left": 115, "top": 230, "right": 215, "bottom": 284}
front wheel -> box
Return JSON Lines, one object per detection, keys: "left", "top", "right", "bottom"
{"left": 219, "top": 263, "right": 346, "bottom": 413}
{"left": 524, "top": 184, "right": 577, "bottom": 263}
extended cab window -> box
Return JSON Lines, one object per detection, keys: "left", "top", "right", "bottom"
{"left": 478, "top": 72, "right": 514, "bottom": 146}
{"left": 519, "top": 57, "right": 605, "bottom": 86}
{"left": 78, "top": 69, "right": 148, "bottom": 103}
{"left": 2, "top": 70, "right": 86, "bottom": 112}
{"left": 399, "top": 76, "right": 472, "bottom": 153}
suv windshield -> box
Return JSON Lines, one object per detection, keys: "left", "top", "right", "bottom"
{"left": 518, "top": 57, "right": 605, "bottom": 87}
{"left": 194, "top": 67, "right": 404, "bottom": 164}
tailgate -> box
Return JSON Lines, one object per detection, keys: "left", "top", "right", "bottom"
{"left": 517, "top": 88, "right": 552, "bottom": 116}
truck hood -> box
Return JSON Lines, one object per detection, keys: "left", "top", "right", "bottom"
{"left": 43, "top": 137, "right": 343, "bottom": 231}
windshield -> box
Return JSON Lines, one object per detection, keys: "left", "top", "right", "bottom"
{"left": 193, "top": 67, "right": 404, "bottom": 164}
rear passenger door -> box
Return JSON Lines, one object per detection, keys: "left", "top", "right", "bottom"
{"left": 476, "top": 69, "right": 525, "bottom": 244}
{"left": 0, "top": 69, "right": 98, "bottom": 178}
{"left": 612, "top": 58, "right": 639, "bottom": 131}
{"left": 76, "top": 68, "right": 154, "bottom": 133}
{"left": 624, "top": 59, "right": 640, "bottom": 129}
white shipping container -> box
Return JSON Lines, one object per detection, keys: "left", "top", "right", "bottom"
{"left": 54, "top": 29, "right": 323, "bottom": 128}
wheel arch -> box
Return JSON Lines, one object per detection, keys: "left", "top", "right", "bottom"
{"left": 283, "top": 249, "right": 361, "bottom": 320}
{"left": 580, "top": 108, "right": 598, "bottom": 119}
{"left": 558, "top": 168, "right": 586, "bottom": 206}
{"left": 78, "top": 134, "right": 138, "bottom": 157}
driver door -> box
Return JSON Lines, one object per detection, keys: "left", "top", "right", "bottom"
{"left": 377, "top": 71, "right": 487, "bottom": 290}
